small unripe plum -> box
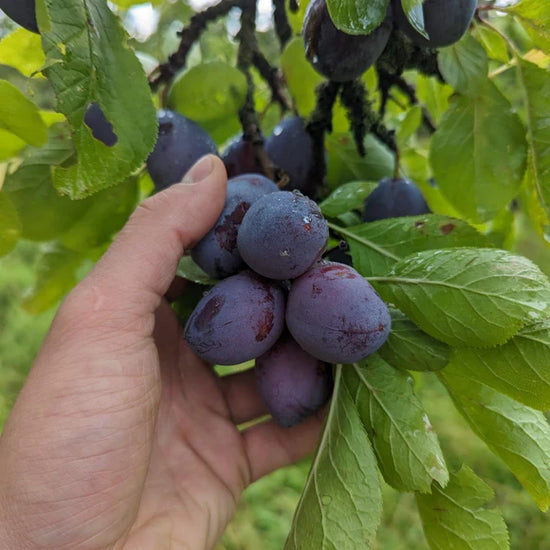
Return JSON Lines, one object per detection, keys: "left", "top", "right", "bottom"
{"left": 286, "top": 262, "right": 391, "bottom": 363}
{"left": 184, "top": 271, "right": 285, "bottom": 365}
{"left": 255, "top": 332, "right": 333, "bottom": 427}
{"left": 362, "top": 177, "right": 430, "bottom": 222}
{"left": 265, "top": 117, "right": 318, "bottom": 197}
{"left": 237, "top": 190, "right": 329, "bottom": 280}
{"left": 147, "top": 110, "right": 218, "bottom": 191}
{"left": 192, "top": 174, "right": 279, "bottom": 279}
{"left": 222, "top": 135, "right": 262, "bottom": 178}
{"left": 0, "top": 0, "right": 38, "bottom": 33}
{"left": 392, "top": 0, "right": 477, "bottom": 48}
{"left": 303, "top": 0, "right": 392, "bottom": 82}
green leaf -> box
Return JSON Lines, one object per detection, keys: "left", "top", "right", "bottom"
{"left": 472, "top": 23, "right": 509, "bottom": 64}
{"left": 59, "top": 177, "right": 139, "bottom": 251}
{"left": 320, "top": 181, "right": 376, "bottom": 218}
{"left": 378, "top": 308, "right": 450, "bottom": 372}
{"left": 449, "top": 319, "right": 550, "bottom": 411}
{"left": 348, "top": 358, "right": 448, "bottom": 492}
{"left": 504, "top": 0, "right": 550, "bottom": 54}
{"left": 0, "top": 29, "right": 46, "bottom": 77}
{"left": 177, "top": 256, "right": 217, "bottom": 285}
{"left": 438, "top": 34, "right": 489, "bottom": 97}
{"left": 111, "top": 0, "right": 162, "bottom": 7}
{"left": 441, "top": 366, "right": 550, "bottom": 511}
{"left": 37, "top": 0, "right": 157, "bottom": 198}
{"left": 3, "top": 124, "right": 89, "bottom": 241}
{"left": 430, "top": 80, "right": 527, "bottom": 223}
{"left": 326, "top": 133, "right": 395, "bottom": 190}
{"left": 372, "top": 248, "right": 550, "bottom": 347}
{"left": 0, "top": 80, "right": 48, "bottom": 146}
{"left": 0, "top": 192, "right": 21, "bottom": 257}
{"left": 416, "top": 465, "right": 509, "bottom": 550}
{"left": 0, "top": 129, "right": 26, "bottom": 161}
{"left": 281, "top": 37, "right": 324, "bottom": 117}
{"left": 285, "top": 366, "right": 382, "bottom": 550}
{"left": 326, "top": 0, "right": 390, "bottom": 35}
{"left": 399, "top": 0, "right": 427, "bottom": 38}
{"left": 415, "top": 75, "right": 453, "bottom": 125}
{"left": 167, "top": 61, "right": 247, "bottom": 126}
{"left": 332, "top": 214, "right": 490, "bottom": 277}
{"left": 515, "top": 58, "right": 550, "bottom": 234}
{"left": 22, "top": 243, "right": 86, "bottom": 314}
{"left": 395, "top": 105, "right": 422, "bottom": 148}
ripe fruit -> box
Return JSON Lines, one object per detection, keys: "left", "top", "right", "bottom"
{"left": 265, "top": 117, "right": 317, "bottom": 197}
{"left": 255, "top": 332, "right": 333, "bottom": 427}
{"left": 146, "top": 110, "right": 218, "bottom": 191}
{"left": 0, "top": 0, "right": 38, "bottom": 33}
{"left": 392, "top": 0, "right": 477, "bottom": 48}
{"left": 222, "top": 135, "right": 262, "bottom": 178}
{"left": 184, "top": 271, "right": 285, "bottom": 365}
{"left": 84, "top": 103, "right": 118, "bottom": 147}
{"left": 237, "top": 190, "right": 329, "bottom": 280}
{"left": 286, "top": 262, "right": 391, "bottom": 363}
{"left": 192, "top": 174, "right": 279, "bottom": 279}
{"left": 362, "top": 177, "right": 430, "bottom": 222}
{"left": 302, "top": 0, "right": 392, "bottom": 82}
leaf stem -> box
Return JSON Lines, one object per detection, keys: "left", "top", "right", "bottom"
{"left": 327, "top": 222, "right": 401, "bottom": 261}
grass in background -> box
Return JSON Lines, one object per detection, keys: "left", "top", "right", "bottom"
{"left": 1, "top": 238, "right": 550, "bottom": 549}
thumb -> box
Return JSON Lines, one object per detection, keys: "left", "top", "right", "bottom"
{"left": 64, "top": 154, "right": 227, "bottom": 327}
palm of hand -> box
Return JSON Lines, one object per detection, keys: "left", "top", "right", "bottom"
{"left": 124, "top": 300, "right": 254, "bottom": 550}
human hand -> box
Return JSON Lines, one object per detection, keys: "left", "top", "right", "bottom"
{"left": 0, "top": 155, "right": 324, "bottom": 550}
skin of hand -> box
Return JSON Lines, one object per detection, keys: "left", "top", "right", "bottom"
{"left": 0, "top": 155, "right": 324, "bottom": 550}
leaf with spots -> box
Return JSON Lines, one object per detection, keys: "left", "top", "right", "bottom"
{"left": 416, "top": 465, "right": 509, "bottom": 550}
{"left": 36, "top": 0, "right": 157, "bottom": 198}
{"left": 285, "top": 366, "right": 382, "bottom": 550}
{"left": 348, "top": 356, "right": 448, "bottom": 493}
{"left": 371, "top": 248, "right": 550, "bottom": 347}
{"left": 330, "top": 214, "right": 490, "bottom": 277}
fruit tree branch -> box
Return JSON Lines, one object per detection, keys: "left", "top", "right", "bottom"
{"left": 149, "top": 0, "right": 244, "bottom": 91}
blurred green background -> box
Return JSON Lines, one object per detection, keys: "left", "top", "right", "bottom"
{"left": 1, "top": 215, "right": 549, "bottom": 549}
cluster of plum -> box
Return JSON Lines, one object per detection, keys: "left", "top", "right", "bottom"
{"left": 183, "top": 176, "right": 391, "bottom": 427}
{"left": 148, "top": 110, "right": 317, "bottom": 197}
{"left": 303, "top": 0, "right": 478, "bottom": 82}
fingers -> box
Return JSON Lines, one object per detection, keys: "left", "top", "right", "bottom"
{"left": 242, "top": 408, "right": 326, "bottom": 482}
{"left": 64, "top": 155, "right": 226, "bottom": 328}
{"left": 218, "top": 368, "right": 268, "bottom": 425}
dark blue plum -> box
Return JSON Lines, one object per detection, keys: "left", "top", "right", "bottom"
{"left": 0, "top": 0, "right": 38, "bottom": 33}
{"left": 303, "top": 0, "right": 392, "bottom": 82}
{"left": 184, "top": 271, "right": 285, "bottom": 366}
{"left": 84, "top": 103, "right": 118, "bottom": 147}
{"left": 237, "top": 190, "right": 328, "bottom": 280}
{"left": 147, "top": 109, "right": 218, "bottom": 190}
{"left": 265, "top": 117, "right": 318, "bottom": 197}
{"left": 191, "top": 174, "right": 279, "bottom": 279}
{"left": 255, "top": 332, "right": 333, "bottom": 427}
{"left": 362, "top": 177, "right": 430, "bottom": 222}
{"left": 286, "top": 262, "right": 391, "bottom": 363}
{"left": 222, "top": 135, "right": 262, "bottom": 178}
{"left": 325, "top": 247, "right": 353, "bottom": 266}
{"left": 393, "top": 0, "right": 477, "bottom": 48}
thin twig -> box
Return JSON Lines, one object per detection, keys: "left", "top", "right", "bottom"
{"left": 273, "top": 0, "right": 292, "bottom": 49}
{"left": 149, "top": 0, "right": 244, "bottom": 90}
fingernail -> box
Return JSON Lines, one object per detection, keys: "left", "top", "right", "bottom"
{"left": 180, "top": 155, "right": 215, "bottom": 184}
